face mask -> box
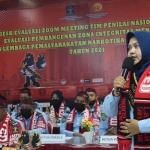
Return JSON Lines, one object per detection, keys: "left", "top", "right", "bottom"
{"left": 21, "top": 109, "right": 32, "bottom": 119}
{"left": 89, "top": 100, "right": 96, "bottom": 106}
{"left": 50, "top": 99, "right": 60, "bottom": 106}
{"left": 75, "top": 103, "right": 85, "bottom": 112}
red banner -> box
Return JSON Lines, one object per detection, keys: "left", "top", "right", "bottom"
{"left": 0, "top": 0, "right": 150, "bottom": 101}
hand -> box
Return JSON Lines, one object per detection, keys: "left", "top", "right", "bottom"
{"left": 120, "top": 119, "right": 140, "bottom": 138}
{"left": 105, "top": 127, "right": 117, "bottom": 135}
{"left": 113, "top": 76, "right": 126, "bottom": 96}
{"left": 73, "top": 133, "right": 82, "bottom": 136}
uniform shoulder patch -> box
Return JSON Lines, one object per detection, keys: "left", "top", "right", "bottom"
{"left": 36, "top": 111, "right": 42, "bottom": 117}
{"left": 12, "top": 125, "right": 19, "bottom": 133}
{"left": 10, "top": 119, "right": 17, "bottom": 125}
{"left": 16, "top": 112, "right": 21, "bottom": 118}
{"left": 62, "top": 116, "right": 66, "bottom": 123}
{"left": 56, "top": 118, "right": 60, "bottom": 123}
{"left": 101, "top": 112, "right": 107, "bottom": 121}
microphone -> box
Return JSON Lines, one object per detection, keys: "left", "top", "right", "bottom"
{"left": 116, "top": 57, "right": 134, "bottom": 95}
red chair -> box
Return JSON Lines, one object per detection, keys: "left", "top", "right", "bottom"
{"left": 47, "top": 122, "right": 53, "bottom": 134}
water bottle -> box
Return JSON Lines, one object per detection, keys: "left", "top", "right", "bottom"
{"left": 93, "top": 126, "right": 100, "bottom": 143}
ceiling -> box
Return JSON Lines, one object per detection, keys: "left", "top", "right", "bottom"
{"left": 0, "top": 0, "right": 87, "bottom": 10}
{"left": 0, "top": 0, "right": 112, "bottom": 11}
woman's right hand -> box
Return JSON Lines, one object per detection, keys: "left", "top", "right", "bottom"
{"left": 113, "top": 76, "right": 126, "bottom": 96}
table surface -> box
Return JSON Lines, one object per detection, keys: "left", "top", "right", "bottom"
{"left": 38, "top": 137, "right": 118, "bottom": 150}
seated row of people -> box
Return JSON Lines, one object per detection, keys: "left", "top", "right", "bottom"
{"left": 0, "top": 87, "right": 116, "bottom": 146}
{"left": 0, "top": 95, "right": 24, "bottom": 147}
{"left": 0, "top": 88, "right": 48, "bottom": 146}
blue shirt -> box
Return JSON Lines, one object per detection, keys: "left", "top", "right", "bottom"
{"left": 103, "top": 90, "right": 150, "bottom": 150}
{"left": 88, "top": 103, "right": 99, "bottom": 119}
{"left": 24, "top": 116, "right": 46, "bottom": 136}
{"left": 99, "top": 103, "right": 110, "bottom": 136}
{"left": 88, "top": 102, "right": 110, "bottom": 136}
{"left": 60, "top": 110, "right": 85, "bottom": 137}
{"left": 88, "top": 103, "right": 101, "bottom": 134}
{"left": 15, "top": 109, "right": 48, "bottom": 136}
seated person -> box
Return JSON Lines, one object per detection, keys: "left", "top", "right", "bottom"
{"left": 47, "top": 90, "right": 70, "bottom": 124}
{"left": 11, "top": 87, "right": 42, "bottom": 119}
{"left": 15, "top": 97, "right": 48, "bottom": 135}
{"left": 85, "top": 88, "right": 116, "bottom": 136}
{"left": 60, "top": 91, "right": 91, "bottom": 137}
{"left": 7, "top": 103, "right": 12, "bottom": 115}
{"left": 85, "top": 88, "right": 101, "bottom": 141}
{"left": 0, "top": 94, "right": 23, "bottom": 147}
{"left": 85, "top": 88, "right": 100, "bottom": 127}
{"left": 100, "top": 102, "right": 117, "bottom": 135}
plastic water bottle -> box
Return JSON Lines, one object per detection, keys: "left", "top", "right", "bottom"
{"left": 93, "top": 126, "right": 100, "bottom": 143}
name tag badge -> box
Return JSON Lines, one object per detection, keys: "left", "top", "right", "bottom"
{"left": 100, "top": 136, "right": 117, "bottom": 144}
{"left": 40, "top": 134, "right": 66, "bottom": 144}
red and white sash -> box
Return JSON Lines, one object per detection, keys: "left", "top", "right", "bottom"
{"left": 67, "top": 101, "right": 100, "bottom": 126}
{"left": 117, "top": 66, "right": 150, "bottom": 149}
{"left": 0, "top": 114, "right": 10, "bottom": 145}
{"left": 49, "top": 102, "right": 65, "bottom": 121}
{"left": 90, "top": 100, "right": 100, "bottom": 126}
{"left": 66, "top": 108, "right": 90, "bottom": 133}
{"left": 20, "top": 110, "right": 46, "bottom": 130}
{"left": 67, "top": 108, "right": 90, "bottom": 122}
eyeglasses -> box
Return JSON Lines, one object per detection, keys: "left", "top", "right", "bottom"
{"left": 74, "top": 99, "right": 85, "bottom": 104}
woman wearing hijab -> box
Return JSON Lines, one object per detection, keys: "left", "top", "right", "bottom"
{"left": 48, "top": 90, "right": 70, "bottom": 125}
{"left": 103, "top": 31, "right": 150, "bottom": 150}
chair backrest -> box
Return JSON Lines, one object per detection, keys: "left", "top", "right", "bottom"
{"left": 47, "top": 122, "right": 53, "bottom": 134}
